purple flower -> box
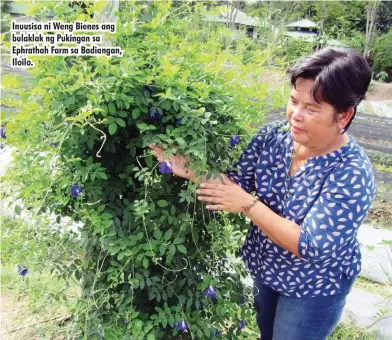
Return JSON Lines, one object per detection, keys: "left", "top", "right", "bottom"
{"left": 173, "top": 322, "right": 179, "bottom": 329}
{"left": 176, "top": 320, "right": 188, "bottom": 332}
{"left": 204, "top": 286, "right": 217, "bottom": 299}
{"left": 0, "top": 127, "right": 6, "bottom": 139}
{"left": 238, "top": 320, "right": 245, "bottom": 331}
{"left": 229, "top": 135, "right": 241, "bottom": 148}
{"left": 49, "top": 141, "right": 59, "bottom": 147}
{"left": 70, "top": 185, "right": 83, "bottom": 198}
{"left": 177, "top": 116, "right": 183, "bottom": 124}
{"left": 17, "top": 265, "right": 28, "bottom": 277}
{"left": 150, "top": 108, "right": 163, "bottom": 120}
{"left": 159, "top": 161, "right": 173, "bottom": 174}
{"left": 124, "top": 317, "right": 129, "bottom": 324}
{"left": 213, "top": 329, "right": 220, "bottom": 337}
{"left": 0, "top": 143, "right": 4, "bottom": 150}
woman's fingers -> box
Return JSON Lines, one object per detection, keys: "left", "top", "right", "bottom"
{"left": 148, "top": 144, "right": 163, "bottom": 152}
{"left": 149, "top": 144, "right": 167, "bottom": 163}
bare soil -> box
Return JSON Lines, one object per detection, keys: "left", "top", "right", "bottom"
{"left": 366, "top": 81, "right": 392, "bottom": 102}
{"left": 0, "top": 291, "right": 67, "bottom": 339}
{"left": 366, "top": 200, "right": 392, "bottom": 230}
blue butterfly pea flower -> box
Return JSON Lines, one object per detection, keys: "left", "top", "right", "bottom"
{"left": 229, "top": 135, "right": 241, "bottom": 148}
{"left": 204, "top": 286, "right": 217, "bottom": 299}
{"left": 177, "top": 116, "right": 183, "bottom": 124}
{"left": 0, "top": 127, "right": 6, "bottom": 139}
{"left": 70, "top": 185, "right": 83, "bottom": 198}
{"left": 159, "top": 161, "right": 173, "bottom": 174}
{"left": 213, "top": 329, "right": 220, "bottom": 337}
{"left": 177, "top": 320, "right": 189, "bottom": 332}
{"left": 49, "top": 141, "right": 59, "bottom": 147}
{"left": 17, "top": 265, "right": 28, "bottom": 277}
{"left": 149, "top": 108, "right": 163, "bottom": 120}
{"left": 238, "top": 320, "right": 245, "bottom": 331}
{"left": 124, "top": 317, "right": 129, "bottom": 324}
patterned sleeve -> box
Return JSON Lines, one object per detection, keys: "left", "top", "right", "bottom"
{"left": 223, "top": 122, "right": 281, "bottom": 194}
{"left": 298, "top": 163, "right": 377, "bottom": 263}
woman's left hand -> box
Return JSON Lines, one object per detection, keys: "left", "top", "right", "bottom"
{"left": 196, "top": 177, "right": 254, "bottom": 213}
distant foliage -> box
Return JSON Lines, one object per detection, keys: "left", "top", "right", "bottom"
{"left": 372, "top": 27, "right": 392, "bottom": 81}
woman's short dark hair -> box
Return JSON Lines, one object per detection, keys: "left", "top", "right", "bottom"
{"left": 287, "top": 48, "right": 371, "bottom": 133}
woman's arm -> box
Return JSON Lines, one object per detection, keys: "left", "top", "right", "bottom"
{"left": 245, "top": 165, "right": 376, "bottom": 263}
{"left": 245, "top": 200, "right": 301, "bottom": 258}
{"left": 148, "top": 144, "right": 236, "bottom": 186}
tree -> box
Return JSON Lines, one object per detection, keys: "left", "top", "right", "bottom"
{"left": 364, "top": 0, "right": 381, "bottom": 58}
{"left": 372, "top": 27, "right": 392, "bottom": 81}
{"left": 376, "top": 0, "right": 392, "bottom": 33}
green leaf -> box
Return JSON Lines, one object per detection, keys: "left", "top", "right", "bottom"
{"left": 109, "top": 123, "right": 117, "bottom": 135}
{"left": 102, "top": 213, "right": 112, "bottom": 220}
{"left": 157, "top": 200, "right": 168, "bottom": 207}
{"left": 132, "top": 108, "right": 140, "bottom": 119}
{"left": 133, "top": 319, "right": 143, "bottom": 336}
{"left": 154, "top": 229, "right": 162, "bottom": 240}
{"left": 14, "top": 205, "right": 22, "bottom": 215}
{"left": 87, "top": 139, "right": 93, "bottom": 150}
{"left": 173, "top": 237, "right": 183, "bottom": 244}
{"left": 147, "top": 334, "right": 155, "bottom": 340}
{"left": 177, "top": 245, "right": 187, "bottom": 254}
{"left": 137, "top": 123, "right": 157, "bottom": 133}
{"left": 130, "top": 146, "right": 136, "bottom": 158}
{"left": 143, "top": 258, "right": 149, "bottom": 269}
{"left": 116, "top": 118, "right": 126, "bottom": 127}
{"left": 146, "top": 155, "right": 153, "bottom": 167}
{"left": 159, "top": 244, "right": 166, "bottom": 256}
{"left": 99, "top": 172, "right": 108, "bottom": 179}
{"left": 108, "top": 103, "right": 116, "bottom": 114}
{"left": 164, "top": 229, "right": 172, "bottom": 241}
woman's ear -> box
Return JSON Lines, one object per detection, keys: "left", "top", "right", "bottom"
{"left": 337, "top": 107, "right": 355, "bottom": 131}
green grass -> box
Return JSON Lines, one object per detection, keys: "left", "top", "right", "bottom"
{"left": 354, "top": 276, "right": 392, "bottom": 298}
{"left": 374, "top": 164, "right": 392, "bottom": 174}
{"left": 1, "top": 265, "right": 78, "bottom": 339}
{"left": 328, "top": 323, "right": 382, "bottom": 340}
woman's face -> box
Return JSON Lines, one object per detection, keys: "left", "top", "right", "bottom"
{"left": 287, "top": 77, "right": 344, "bottom": 148}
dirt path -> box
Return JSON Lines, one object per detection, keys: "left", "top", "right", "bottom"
{"left": 0, "top": 290, "right": 70, "bottom": 339}
{"left": 366, "top": 81, "right": 392, "bottom": 102}
{"left": 0, "top": 291, "right": 34, "bottom": 340}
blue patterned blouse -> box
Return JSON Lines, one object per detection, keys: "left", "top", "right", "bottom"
{"left": 224, "top": 120, "right": 377, "bottom": 298}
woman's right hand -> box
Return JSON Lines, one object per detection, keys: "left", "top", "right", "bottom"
{"left": 148, "top": 144, "right": 195, "bottom": 180}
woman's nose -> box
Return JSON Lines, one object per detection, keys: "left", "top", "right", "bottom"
{"left": 291, "top": 106, "right": 304, "bottom": 120}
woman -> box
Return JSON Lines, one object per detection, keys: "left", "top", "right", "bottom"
{"left": 149, "top": 48, "right": 377, "bottom": 340}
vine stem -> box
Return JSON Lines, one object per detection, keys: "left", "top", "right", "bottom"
{"left": 85, "top": 119, "right": 107, "bottom": 158}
